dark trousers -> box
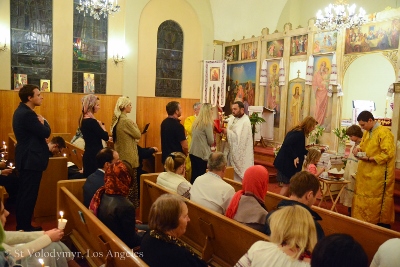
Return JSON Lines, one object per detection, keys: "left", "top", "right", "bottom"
{"left": 189, "top": 154, "right": 208, "bottom": 184}
{"left": 16, "top": 169, "right": 43, "bottom": 231}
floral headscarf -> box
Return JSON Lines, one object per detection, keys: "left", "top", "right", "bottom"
{"left": 89, "top": 160, "right": 132, "bottom": 216}
{"left": 110, "top": 96, "right": 131, "bottom": 133}
{"left": 225, "top": 165, "right": 269, "bottom": 219}
{"left": 81, "top": 94, "right": 98, "bottom": 119}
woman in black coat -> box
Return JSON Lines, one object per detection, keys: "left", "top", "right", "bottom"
{"left": 274, "top": 116, "right": 318, "bottom": 196}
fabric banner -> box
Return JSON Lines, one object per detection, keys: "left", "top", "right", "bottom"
{"left": 305, "top": 55, "right": 314, "bottom": 85}
{"left": 278, "top": 58, "right": 285, "bottom": 86}
{"left": 203, "top": 60, "right": 227, "bottom": 107}
{"left": 329, "top": 53, "right": 338, "bottom": 85}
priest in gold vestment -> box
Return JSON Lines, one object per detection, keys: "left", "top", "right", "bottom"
{"left": 353, "top": 111, "right": 395, "bottom": 226}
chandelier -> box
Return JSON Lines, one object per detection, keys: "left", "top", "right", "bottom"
{"left": 76, "top": 0, "right": 121, "bottom": 20}
{"left": 315, "top": 0, "right": 366, "bottom": 32}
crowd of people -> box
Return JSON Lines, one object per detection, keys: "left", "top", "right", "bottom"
{"left": 0, "top": 83, "right": 397, "bottom": 266}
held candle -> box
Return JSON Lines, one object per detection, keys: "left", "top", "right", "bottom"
{"left": 39, "top": 258, "right": 44, "bottom": 267}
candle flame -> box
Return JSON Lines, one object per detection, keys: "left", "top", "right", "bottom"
{"left": 39, "top": 258, "right": 44, "bottom": 264}
{"left": 60, "top": 211, "right": 64, "bottom": 218}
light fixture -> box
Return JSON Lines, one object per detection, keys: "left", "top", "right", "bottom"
{"left": 76, "top": 0, "right": 121, "bottom": 20}
{"left": 112, "top": 54, "right": 124, "bottom": 65}
{"left": 315, "top": 0, "right": 366, "bottom": 32}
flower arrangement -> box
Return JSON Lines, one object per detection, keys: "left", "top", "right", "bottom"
{"left": 332, "top": 127, "right": 349, "bottom": 142}
{"left": 309, "top": 125, "right": 325, "bottom": 144}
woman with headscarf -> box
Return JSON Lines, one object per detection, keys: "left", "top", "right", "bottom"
{"left": 225, "top": 165, "right": 269, "bottom": 232}
{"left": 80, "top": 94, "right": 110, "bottom": 177}
{"left": 89, "top": 160, "right": 142, "bottom": 249}
{"left": 110, "top": 96, "right": 141, "bottom": 207}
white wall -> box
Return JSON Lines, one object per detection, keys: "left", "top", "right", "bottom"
{"left": 343, "top": 54, "right": 395, "bottom": 121}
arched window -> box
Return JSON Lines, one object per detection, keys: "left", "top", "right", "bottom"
{"left": 10, "top": 0, "right": 53, "bottom": 90}
{"left": 155, "top": 20, "right": 183, "bottom": 97}
{"left": 72, "top": 0, "right": 108, "bottom": 94}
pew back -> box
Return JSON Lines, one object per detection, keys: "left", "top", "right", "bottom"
{"left": 140, "top": 174, "right": 269, "bottom": 267}
{"left": 57, "top": 180, "right": 148, "bottom": 267}
{"left": 33, "top": 157, "right": 68, "bottom": 222}
{"left": 265, "top": 191, "right": 400, "bottom": 264}
{"left": 65, "top": 141, "right": 84, "bottom": 169}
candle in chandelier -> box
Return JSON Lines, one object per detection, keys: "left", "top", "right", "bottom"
{"left": 39, "top": 258, "right": 44, "bottom": 267}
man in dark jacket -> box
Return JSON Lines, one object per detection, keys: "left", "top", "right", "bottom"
{"left": 12, "top": 84, "right": 51, "bottom": 231}
{"left": 264, "top": 171, "right": 325, "bottom": 241}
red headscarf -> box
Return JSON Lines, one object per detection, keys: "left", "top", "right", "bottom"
{"left": 89, "top": 160, "right": 132, "bottom": 216}
{"left": 225, "top": 165, "right": 269, "bottom": 219}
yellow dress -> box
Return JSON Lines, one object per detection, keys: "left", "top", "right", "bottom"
{"left": 184, "top": 115, "right": 196, "bottom": 181}
{"left": 352, "top": 125, "right": 395, "bottom": 224}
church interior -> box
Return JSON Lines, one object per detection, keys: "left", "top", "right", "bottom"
{"left": 1, "top": 0, "right": 400, "bottom": 266}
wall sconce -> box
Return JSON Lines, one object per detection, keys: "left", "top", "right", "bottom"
{"left": 113, "top": 54, "right": 125, "bottom": 65}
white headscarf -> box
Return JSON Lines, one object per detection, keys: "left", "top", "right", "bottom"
{"left": 110, "top": 96, "right": 131, "bottom": 133}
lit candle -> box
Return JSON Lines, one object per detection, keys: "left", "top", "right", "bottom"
{"left": 39, "top": 258, "right": 44, "bottom": 267}
{"left": 63, "top": 153, "right": 66, "bottom": 157}
{"left": 60, "top": 211, "right": 64, "bottom": 220}
{"left": 9, "top": 162, "right": 13, "bottom": 168}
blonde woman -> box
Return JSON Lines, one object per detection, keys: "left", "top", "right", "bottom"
{"left": 189, "top": 103, "right": 214, "bottom": 183}
{"left": 236, "top": 205, "right": 317, "bottom": 267}
{"left": 111, "top": 96, "right": 141, "bottom": 208}
{"left": 80, "top": 94, "right": 110, "bottom": 177}
{"left": 157, "top": 152, "right": 192, "bottom": 199}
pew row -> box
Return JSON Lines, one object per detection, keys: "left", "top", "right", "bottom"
{"left": 140, "top": 173, "right": 269, "bottom": 267}
{"left": 57, "top": 179, "right": 148, "bottom": 267}
{"left": 153, "top": 152, "right": 235, "bottom": 180}
{"left": 265, "top": 191, "right": 400, "bottom": 264}
{"left": 223, "top": 177, "right": 400, "bottom": 264}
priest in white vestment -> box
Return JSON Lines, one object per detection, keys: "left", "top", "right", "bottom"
{"left": 223, "top": 101, "right": 254, "bottom": 181}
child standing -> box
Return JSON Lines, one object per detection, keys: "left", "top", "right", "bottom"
{"left": 304, "top": 149, "right": 325, "bottom": 177}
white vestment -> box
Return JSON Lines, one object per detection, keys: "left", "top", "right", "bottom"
{"left": 225, "top": 114, "right": 254, "bottom": 181}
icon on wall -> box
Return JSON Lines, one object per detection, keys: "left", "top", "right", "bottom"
{"left": 40, "top": 79, "right": 51, "bottom": 92}
{"left": 14, "top": 74, "right": 27, "bottom": 91}
{"left": 83, "top": 73, "right": 95, "bottom": 93}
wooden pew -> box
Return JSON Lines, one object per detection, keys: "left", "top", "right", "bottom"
{"left": 65, "top": 141, "right": 84, "bottom": 169}
{"left": 154, "top": 152, "right": 163, "bottom": 172}
{"left": 140, "top": 173, "right": 269, "bottom": 267}
{"left": 7, "top": 133, "right": 16, "bottom": 162}
{"left": 33, "top": 157, "right": 68, "bottom": 223}
{"left": 265, "top": 191, "right": 400, "bottom": 264}
{"left": 57, "top": 180, "right": 148, "bottom": 267}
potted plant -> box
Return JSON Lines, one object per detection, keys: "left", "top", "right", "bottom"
{"left": 249, "top": 112, "right": 266, "bottom": 145}
{"left": 309, "top": 125, "right": 324, "bottom": 144}
{"left": 332, "top": 127, "right": 349, "bottom": 155}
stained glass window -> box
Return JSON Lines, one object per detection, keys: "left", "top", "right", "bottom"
{"left": 10, "top": 0, "right": 53, "bottom": 90}
{"left": 73, "top": 0, "right": 107, "bottom": 94}
{"left": 155, "top": 20, "right": 183, "bottom": 97}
